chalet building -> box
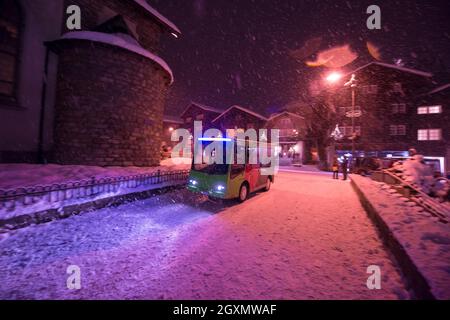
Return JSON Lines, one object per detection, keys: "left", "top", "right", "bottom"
{"left": 212, "top": 105, "right": 268, "bottom": 132}
{"left": 0, "top": 0, "right": 180, "bottom": 166}
{"left": 179, "top": 102, "right": 223, "bottom": 132}
{"left": 265, "top": 111, "right": 308, "bottom": 165}
{"left": 323, "top": 62, "right": 449, "bottom": 174}
{"left": 164, "top": 104, "right": 309, "bottom": 165}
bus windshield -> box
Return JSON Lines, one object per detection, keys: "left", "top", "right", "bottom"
{"left": 191, "top": 140, "right": 230, "bottom": 175}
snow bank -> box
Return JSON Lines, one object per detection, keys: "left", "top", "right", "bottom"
{"left": 59, "top": 31, "right": 174, "bottom": 84}
{"left": 390, "top": 156, "right": 435, "bottom": 192}
{"left": 389, "top": 155, "right": 449, "bottom": 203}
{"left": 351, "top": 175, "right": 450, "bottom": 299}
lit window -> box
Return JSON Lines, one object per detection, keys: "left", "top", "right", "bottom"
{"left": 417, "top": 105, "right": 443, "bottom": 114}
{"left": 418, "top": 129, "right": 442, "bottom": 141}
{"left": 417, "top": 107, "right": 428, "bottom": 114}
{"left": 429, "top": 129, "right": 441, "bottom": 140}
{"left": 428, "top": 105, "right": 442, "bottom": 114}
{"left": 418, "top": 129, "right": 428, "bottom": 140}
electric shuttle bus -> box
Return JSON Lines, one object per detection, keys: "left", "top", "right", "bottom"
{"left": 187, "top": 137, "right": 276, "bottom": 202}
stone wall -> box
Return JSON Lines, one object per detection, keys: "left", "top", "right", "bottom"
{"left": 51, "top": 40, "right": 170, "bottom": 166}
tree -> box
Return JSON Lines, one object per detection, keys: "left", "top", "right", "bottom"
{"left": 285, "top": 96, "right": 337, "bottom": 166}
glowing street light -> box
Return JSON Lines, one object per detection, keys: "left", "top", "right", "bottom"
{"left": 325, "top": 72, "right": 342, "bottom": 83}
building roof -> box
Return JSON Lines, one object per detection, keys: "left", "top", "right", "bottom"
{"left": 54, "top": 31, "right": 174, "bottom": 84}
{"left": 163, "top": 115, "right": 183, "bottom": 124}
{"left": 132, "top": 0, "right": 181, "bottom": 35}
{"left": 212, "top": 105, "right": 268, "bottom": 123}
{"left": 268, "top": 111, "right": 305, "bottom": 121}
{"left": 346, "top": 61, "right": 433, "bottom": 78}
{"left": 180, "top": 102, "right": 224, "bottom": 117}
{"left": 428, "top": 83, "right": 450, "bottom": 95}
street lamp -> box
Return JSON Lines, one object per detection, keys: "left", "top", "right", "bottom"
{"left": 344, "top": 74, "right": 357, "bottom": 162}
{"left": 325, "top": 72, "right": 342, "bottom": 83}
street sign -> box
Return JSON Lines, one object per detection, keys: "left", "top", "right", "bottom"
{"left": 346, "top": 110, "right": 362, "bottom": 118}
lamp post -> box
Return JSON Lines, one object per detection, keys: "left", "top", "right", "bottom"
{"left": 325, "top": 72, "right": 359, "bottom": 168}
{"left": 344, "top": 74, "right": 357, "bottom": 164}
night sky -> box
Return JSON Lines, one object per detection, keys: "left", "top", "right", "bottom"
{"left": 152, "top": 0, "right": 450, "bottom": 116}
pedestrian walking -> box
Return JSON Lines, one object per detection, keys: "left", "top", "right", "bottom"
{"left": 332, "top": 158, "right": 339, "bottom": 179}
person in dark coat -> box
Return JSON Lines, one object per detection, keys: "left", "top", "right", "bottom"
{"left": 341, "top": 157, "right": 348, "bottom": 180}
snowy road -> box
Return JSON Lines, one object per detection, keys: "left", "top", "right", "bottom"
{"left": 0, "top": 171, "right": 409, "bottom": 299}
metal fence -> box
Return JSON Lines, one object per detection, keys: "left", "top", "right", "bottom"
{"left": 0, "top": 169, "right": 190, "bottom": 219}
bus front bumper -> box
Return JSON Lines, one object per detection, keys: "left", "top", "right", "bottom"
{"left": 186, "top": 184, "right": 229, "bottom": 199}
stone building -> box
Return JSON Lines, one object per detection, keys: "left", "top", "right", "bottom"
{"left": 0, "top": 0, "right": 180, "bottom": 166}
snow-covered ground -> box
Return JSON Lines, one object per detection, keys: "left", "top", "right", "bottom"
{"left": 351, "top": 175, "right": 450, "bottom": 299}
{"left": 0, "top": 171, "right": 408, "bottom": 299}
{"left": 0, "top": 158, "right": 191, "bottom": 190}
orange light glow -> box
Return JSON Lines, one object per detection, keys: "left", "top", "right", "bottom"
{"left": 325, "top": 72, "right": 342, "bottom": 83}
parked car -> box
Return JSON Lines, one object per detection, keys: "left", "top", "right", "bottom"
{"left": 352, "top": 157, "right": 380, "bottom": 175}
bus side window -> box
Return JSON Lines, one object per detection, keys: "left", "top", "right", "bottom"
{"left": 231, "top": 164, "right": 245, "bottom": 178}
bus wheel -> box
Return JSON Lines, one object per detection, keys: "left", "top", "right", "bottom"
{"left": 264, "top": 177, "right": 272, "bottom": 191}
{"left": 238, "top": 183, "right": 248, "bottom": 203}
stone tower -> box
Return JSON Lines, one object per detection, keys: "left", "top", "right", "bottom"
{"left": 49, "top": 0, "right": 180, "bottom": 166}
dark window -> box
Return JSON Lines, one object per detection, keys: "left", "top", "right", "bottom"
{"left": 0, "top": 0, "right": 21, "bottom": 100}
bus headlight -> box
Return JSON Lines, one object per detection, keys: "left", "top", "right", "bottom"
{"left": 216, "top": 185, "right": 225, "bottom": 192}
{"left": 189, "top": 179, "right": 198, "bottom": 186}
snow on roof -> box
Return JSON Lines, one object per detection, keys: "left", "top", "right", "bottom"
{"left": 58, "top": 31, "right": 174, "bottom": 84}
{"left": 163, "top": 115, "right": 183, "bottom": 124}
{"left": 180, "top": 102, "right": 223, "bottom": 117}
{"left": 212, "top": 105, "right": 268, "bottom": 123}
{"left": 268, "top": 111, "right": 305, "bottom": 121}
{"left": 133, "top": 0, "right": 181, "bottom": 35}
{"left": 348, "top": 62, "right": 433, "bottom": 78}
{"left": 429, "top": 83, "right": 450, "bottom": 95}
